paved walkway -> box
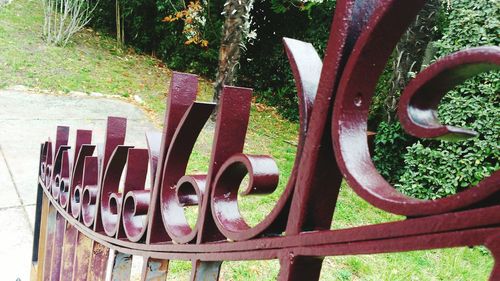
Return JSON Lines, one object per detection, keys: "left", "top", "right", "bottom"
{"left": 0, "top": 89, "right": 156, "bottom": 280}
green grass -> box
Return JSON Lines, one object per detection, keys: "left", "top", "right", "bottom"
{"left": 0, "top": 1, "right": 493, "bottom": 280}
{"left": 0, "top": 0, "right": 213, "bottom": 121}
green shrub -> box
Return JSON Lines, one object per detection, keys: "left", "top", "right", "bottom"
{"left": 238, "top": 1, "right": 336, "bottom": 120}
{"left": 396, "top": 72, "right": 499, "bottom": 199}
{"left": 372, "top": 122, "right": 416, "bottom": 184}
{"left": 91, "top": 0, "right": 223, "bottom": 77}
{"left": 374, "top": 0, "right": 499, "bottom": 199}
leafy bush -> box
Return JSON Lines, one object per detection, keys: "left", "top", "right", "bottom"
{"left": 89, "top": 0, "right": 335, "bottom": 119}
{"left": 91, "top": 0, "right": 223, "bottom": 76}
{"left": 238, "top": 1, "right": 336, "bottom": 120}
{"left": 372, "top": 122, "right": 416, "bottom": 184}
{"left": 374, "top": 0, "right": 499, "bottom": 199}
{"left": 396, "top": 72, "right": 499, "bottom": 199}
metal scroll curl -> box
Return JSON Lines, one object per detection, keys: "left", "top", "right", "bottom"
{"left": 331, "top": 0, "right": 500, "bottom": 217}
{"left": 121, "top": 132, "right": 161, "bottom": 242}
{"left": 35, "top": 0, "right": 400, "bottom": 245}
{"left": 207, "top": 37, "right": 323, "bottom": 241}
{"left": 37, "top": 62, "right": 320, "bottom": 245}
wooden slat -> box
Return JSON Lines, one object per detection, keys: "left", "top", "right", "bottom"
{"left": 141, "top": 257, "right": 169, "bottom": 281}
{"left": 72, "top": 233, "right": 93, "bottom": 281}
{"left": 33, "top": 192, "right": 50, "bottom": 281}
{"left": 42, "top": 204, "right": 57, "bottom": 281}
{"left": 31, "top": 182, "right": 45, "bottom": 264}
{"left": 59, "top": 224, "right": 79, "bottom": 280}
{"left": 31, "top": 263, "right": 38, "bottom": 281}
{"left": 87, "top": 242, "right": 110, "bottom": 281}
{"left": 50, "top": 212, "right": 66, "bottom": 281}
{"left": 30, "top": 183, "right": 44, "bottom": 281}
{"left": 111, "top": 252, "right": 133, "bottom": 281}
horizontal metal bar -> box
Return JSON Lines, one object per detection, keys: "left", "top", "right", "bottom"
{"left": 38, "top": 187, "right": 499, "bottom": 261}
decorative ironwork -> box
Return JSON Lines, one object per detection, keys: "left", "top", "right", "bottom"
{"left": 31, "top": 0, "right": 500, "bottom": 280}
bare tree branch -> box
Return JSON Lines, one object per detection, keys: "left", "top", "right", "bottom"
{"left": 43, "top": 0, "right": 99, "bottom": 46}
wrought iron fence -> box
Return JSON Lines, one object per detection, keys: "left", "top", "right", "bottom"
{"left": 30, "top": 0, "right": 500, "bottom": 280}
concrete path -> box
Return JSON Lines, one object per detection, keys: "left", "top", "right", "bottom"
{"left": 0, "top": 89, "right": 157, "bottom": 280}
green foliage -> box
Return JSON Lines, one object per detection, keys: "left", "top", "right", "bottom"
{"left": 433, "top": 0, "right": 499, "bottom": 54}
{"left": 89, "top": 0, "right": 336, "bottom": 120}
{"left": 238, "top": 0, "right": 336, "bottom": 120}
{"left": 90, "top": 0, "right": 498, "bottom": 198}
{"left": 396, "top": 72, "right": 499, "bottom": 199}
{"left": 372, "top": 122, "right": 416, "bottom": 184}
{"left": 374, "top": 0, "right": 499, "bottom": 199}
{"left": 91, "top": 0, "right": 223, "bottom": 76}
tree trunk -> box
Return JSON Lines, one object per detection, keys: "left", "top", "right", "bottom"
{"left": 384, "top": 0, "right": 440, "bottom": 122}
{"left": 116, "top": 0, "right": 124, "bottom": 46}
{"left": 213, "top": 0, "right": 248, "bottom": 105}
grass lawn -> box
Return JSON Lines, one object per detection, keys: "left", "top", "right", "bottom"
{"left": 0, "top": 0, "right": 493, "bottom": 280}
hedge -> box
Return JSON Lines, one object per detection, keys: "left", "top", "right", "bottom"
{"left": 373, "top": 0, "right": 499, "bottom": 199}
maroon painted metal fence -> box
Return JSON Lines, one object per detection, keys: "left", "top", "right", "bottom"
{"left": 31, "top": 0, "right": 500, "bottom": 280}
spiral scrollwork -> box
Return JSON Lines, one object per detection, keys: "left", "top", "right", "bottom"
{"left": 120, "top": 132, "right": 161, "bottom": 242}
{"left": 331, "top": 0, "right": 500, "bottom": 217}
